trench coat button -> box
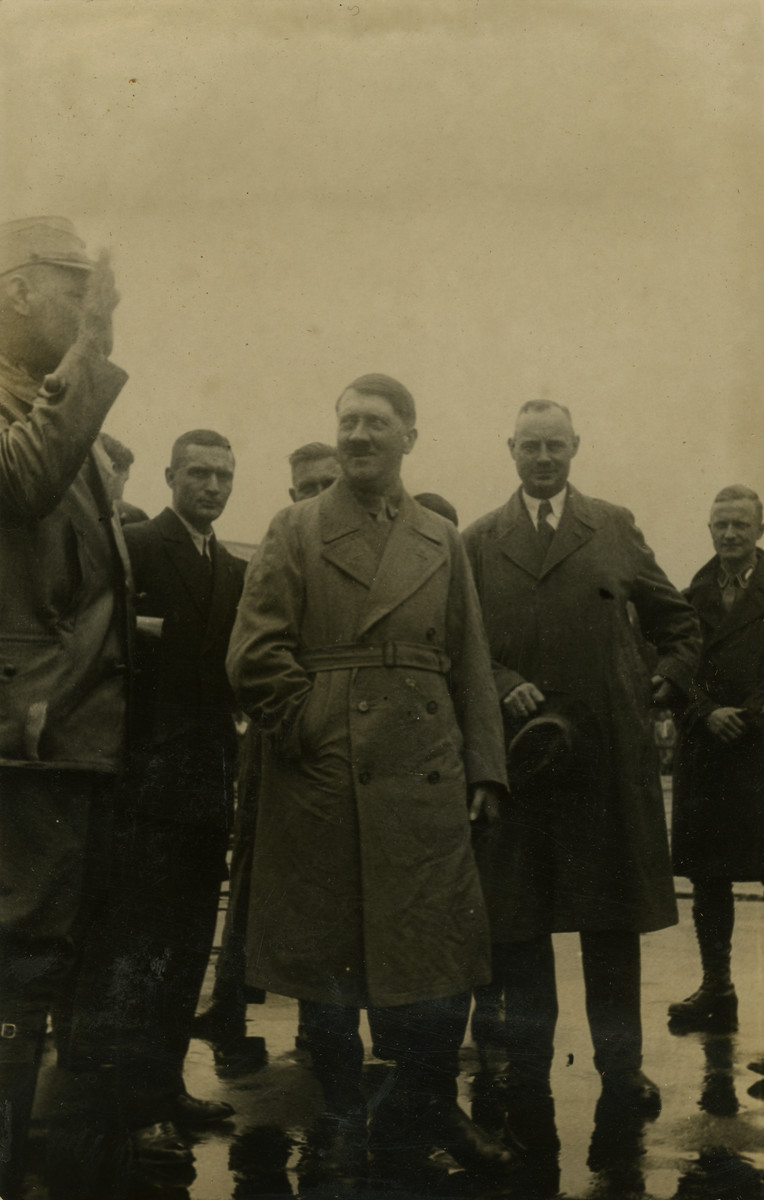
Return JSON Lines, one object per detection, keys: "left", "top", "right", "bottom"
{"left": 359, "top": 771, "right": 371, "bottom": 785}
{"left": 357, "top": 700, "right": 369, "bottom": 713}
{"left": 426, "top": 627, "right": 437, "bottom": 641}
{"left": 42, "top": 373, "right": 65, "bottom": 396}
{"left": 1, "top": 665, "right": 17, "bottom": 678}
{"left": 426, "top": 700, "right": 438, "bottom": 714}
{"left": 427, "top": 770, "right": 440, "bottom": 784}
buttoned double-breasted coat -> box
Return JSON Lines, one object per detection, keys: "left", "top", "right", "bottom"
{"left": 462, "top": 486, "right": 700, "bottom": 939}
{"left": 672, "top": 549, "right": 764, "bottom": 880}
{"left": 226, "top": 478, "right": 507, "bottom": 1008}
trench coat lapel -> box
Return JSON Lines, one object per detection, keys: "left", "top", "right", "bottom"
{"left": 157, "top": 507, "right": 211, "bottom": 618}
{"left": 359, "top": 493, "right": 447, "bottom": 636}
{"left": 319, "top": 478, "right": 383, "bottom": 589}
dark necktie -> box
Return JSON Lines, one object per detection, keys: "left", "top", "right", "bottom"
{"left": 537, "top": 499, "right": 555, "bottom": 556}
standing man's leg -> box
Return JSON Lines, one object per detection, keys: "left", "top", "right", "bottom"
{"left": 581, "top": 929, "right": 660, "bottom": 1112}
{"left": 0, "top": 770, "right": 99, "bottom": 1196}
{"left": 369, "top": 992, "right": 514, "bottom": 1180}
{"left": 668, "top": 878, "right": 738, "bottom": 1030}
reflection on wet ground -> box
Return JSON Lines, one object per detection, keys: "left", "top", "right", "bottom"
{"left": 23, "top": 894, "right": 764, "bottom": 1199}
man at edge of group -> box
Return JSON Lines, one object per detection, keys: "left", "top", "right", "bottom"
{"left": 670, "top": 485, "right": 764, "bottom": 1058}
{"left": 226, "top": 374, "right": 515, "bottom": 1187}
{"left": 93, "top": 430, "right": 246, "bottom": 1164}
{"left": 462, "top": 399, "right": 700, "bottom": 1144}
{"left": 0, "top": 217, "right": 129, "bottom": 1196}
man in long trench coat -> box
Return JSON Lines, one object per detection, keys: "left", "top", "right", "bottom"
{"left": 226, "top": 374, "right": 514, "bottom": 1186}
{"left": 462, "top": 399, "right": 700, "bottom": 1134}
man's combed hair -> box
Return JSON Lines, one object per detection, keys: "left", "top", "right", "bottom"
{"left": 338, "top": 374, "right": 416, "bottom": 428}
{"left": 100, "top": 433, "right": 134, "bottom": 472}
{"left": 170, "top": 429, "right": 232, "bottom": 468}
{"left": 517, "top": 399, "right": 573, "bottom": 423}
{"left": 288, "top": 442, "right": 337, "bottom": 470}
{"left": 713, "top": 484, "right": 763, "bottom": 522}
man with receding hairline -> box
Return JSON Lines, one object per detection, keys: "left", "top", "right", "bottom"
{"left": 670, "top": 484, "right": 764, "bottom": 1042}
{"left": 463, "top": 399, "right": 700, "bottom": 1140}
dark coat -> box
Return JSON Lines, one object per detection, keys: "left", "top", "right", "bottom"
{"left": 226, "top": 478, "right": 507, "bottom": 1008}
{"left": 0, "top": 347, "right": 131, "bottom": 771}
{"left": 463, "top": 486, "right": 701, "bottom": 938}
{"left": 124, "top": 507, "right": 246, "bottom": 747}
{"left": 672, "top": 549, "right": 764, "bottom": 879}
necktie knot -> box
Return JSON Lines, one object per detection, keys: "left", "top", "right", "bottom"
{"left": 537, "top": 500, "right": 553, "bottom": 525}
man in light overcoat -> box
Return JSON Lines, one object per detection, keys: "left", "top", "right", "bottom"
{"left": 462, "top": 399, "right": 700, "bottom": 1136}
{"left": 227, "top": 373, "right": 513, "bottom": 1188}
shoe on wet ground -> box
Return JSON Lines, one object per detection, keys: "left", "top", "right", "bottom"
{"left": 172, "top": 1090, "right": 235, "bottom": 1127}
{"left": 668, "top": 984, "right": 738, "bottom": 1032}
{"left": 130, "top": 1120, "right": 193, "bottom": 1165}
{"left": 599, "top": 1069, "right": 661, "bottom": 1117}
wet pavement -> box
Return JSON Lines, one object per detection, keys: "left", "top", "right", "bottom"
{"left": 18, "top": 775, "right": 764, "bottom": 1200}
{"left": 18, "top": 888, "right": 764, "bottom": 1200}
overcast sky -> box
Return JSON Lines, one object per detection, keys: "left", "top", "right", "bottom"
{"left": 4, "top": 0, "right": 763, "bottom": 585}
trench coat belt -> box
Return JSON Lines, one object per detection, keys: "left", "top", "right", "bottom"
{"left": 300, "top": 641, "right": 451, "bottom": 674}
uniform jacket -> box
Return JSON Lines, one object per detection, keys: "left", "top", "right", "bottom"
{"left": 123, "top": 506, "right": 246, "bottom": 748}
{"left": 226, "top": 477, "right": 507, "bottom": 1008}
{"left": 672, "top": 548, "right": 764, "bottom": 879}
{"left": 0, "top": 347, "right": 131, "bottom": 771}
{"left": 463, "top": 485, "right": 700, "bottom": 937}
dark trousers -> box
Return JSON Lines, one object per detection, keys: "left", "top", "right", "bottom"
{"left": 300, "top": 993, "right": 470, "bottom": 1118}
{"left": 497, "top": 931, "right": 643, "bottom": 1084}
{"left": 69, "top": 733, "right": 233, "bottom": 1127}
{"left": 0, "top": 769, "right": 114, "bottom": 1189}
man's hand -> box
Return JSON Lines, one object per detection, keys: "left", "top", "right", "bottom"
{"left": 469, "top": 784, "right": 503, "bottom": 825}
{"left": 78, "top": 249, "right": 119, "bottom": 358}
{"left": 706, "top": 707, "right": 748, "bottom": 744}
{"left": 651, "top": 675, "right": 675, "bottom": 707}
{"left": 503, "top": 681, "right": 545, "bottom": 720}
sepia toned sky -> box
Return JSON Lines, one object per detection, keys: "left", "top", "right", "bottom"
{"left": 3, "top": 0, "right": 763, "bottom": 584}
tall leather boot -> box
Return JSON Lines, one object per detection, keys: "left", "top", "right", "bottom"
{"left": 0, "top": 1006, "right": 47, "bottom": 1200}
{"left": 669, "top": 879, "right": 738, "bottom": 1032}
{"left": 297, "top": 1001, "right": 367, "bottom": 1187}
{"left": 369, "top": 993, "right": 515, "bottom": 1185}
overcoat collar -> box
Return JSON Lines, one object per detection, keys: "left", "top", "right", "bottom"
{"left": 689, "top": 548, "right": 764, "bottom": 649}
{"left": 155, "top": 506, "right": 235, "bottom": 642}
{"left": 319, "top": 477, "right": 448, "bottom": 636}
{"left": 495, "top": 485, "right": 599, "bottom": 579}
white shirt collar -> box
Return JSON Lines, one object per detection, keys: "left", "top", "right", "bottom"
{"left": 522, "top": 486, "right": 567, "bottom": 529}
{"left": 173, "top": 508, "right": 214, "bottom": 556}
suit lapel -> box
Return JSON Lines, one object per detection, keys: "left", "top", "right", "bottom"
{"left": 359, "top": 493, "right": 447, "bottom": 636}
{"left": 203, "top": 542, "right": 237, "bottom": 649}
{"left": 496, "top": 491, "right": 545, "bottom": 578}
{"left": 157, "top": 508, "right": 211, "bottom": 618}
{"left": 539, "top": 488, "right": 597, "bottom": 578}
{"left": 319, "top": 479, "right": 383, "bottom": 589}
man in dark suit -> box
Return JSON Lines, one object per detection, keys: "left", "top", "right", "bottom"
{"left": 463, "top": 400, "right": 699, "bottom": 1142}
{"left": 102, "top": 430, "right": 245, "bottom": 1161}
{"left": 670, "top": 485, "right": 764, "bottom": 1039}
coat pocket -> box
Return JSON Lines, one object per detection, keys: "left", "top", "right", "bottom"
{"left": 0, "top": 635, "right": 64, "bottom": 760}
